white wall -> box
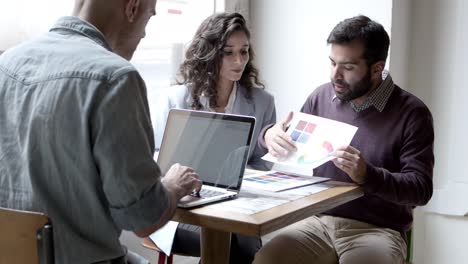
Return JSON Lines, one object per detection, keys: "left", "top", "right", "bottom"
{"left": 408, "top": 0, "right": 468, "bottom": 263}
{"left": 408, "top": 0, "right": 466, "bottom": 188}
{"left": 388, "top": 0, "right": 411, "bottom": 90}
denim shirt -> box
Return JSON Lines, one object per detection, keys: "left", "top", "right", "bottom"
{"left": 0, "top": 16, "right": 170, "bottom": 263}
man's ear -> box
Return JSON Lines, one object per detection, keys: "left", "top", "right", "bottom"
{"left": 372, "top": 61, "right": 385, "bottom": 77}
{"left": 125, "top": 0, "right": 141, "bottom": 23}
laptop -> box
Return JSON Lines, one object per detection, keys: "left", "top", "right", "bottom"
{"left": 157, "top": 109, "right": 256, "bottom": 208}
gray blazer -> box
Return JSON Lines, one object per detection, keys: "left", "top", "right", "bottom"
{"left": 154, "top": 84, "right": 276, "bottom": 170}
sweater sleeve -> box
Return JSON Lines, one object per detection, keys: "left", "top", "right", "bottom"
{"left": 363, "top": 106, "right": 434, "bottom": 206}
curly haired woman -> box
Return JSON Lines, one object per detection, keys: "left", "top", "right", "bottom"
{"left": 154, "top": 12, "right": 276, "bottom": 263}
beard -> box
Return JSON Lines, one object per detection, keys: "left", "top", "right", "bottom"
{"left": 332, "top": 69, "right": 373, "bottom": 102}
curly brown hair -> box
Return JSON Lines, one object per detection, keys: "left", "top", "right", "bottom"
{"left": 176, "top": 12, "right": 264, "bottom": 109}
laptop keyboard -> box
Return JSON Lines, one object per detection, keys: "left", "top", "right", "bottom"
{"left": 191, "top": 189, "right": 225, "bottom": 198}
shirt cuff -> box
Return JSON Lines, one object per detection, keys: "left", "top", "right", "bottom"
{"left": 109, "top": 182, "right": 170, "bottom": 231}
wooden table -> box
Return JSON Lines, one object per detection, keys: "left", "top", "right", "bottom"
{"left": 148, "top": 181, "right": 362, "bottom": 264}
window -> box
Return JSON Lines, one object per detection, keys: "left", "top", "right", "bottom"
{"left": 1, "top": 0, "right": 215, "bottom": 88}
{"left": 1, "top": 0, "right": 216, "bottom": 110}
{"left": 132, "top": 0, "right": 215, "bottom": 104}
{"left": 0, "top": 0, "right": 74, "bottom": 51}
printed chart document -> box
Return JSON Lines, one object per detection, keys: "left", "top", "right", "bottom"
{"left": 243, "top": 170, "right": 329, "bottom": 192}
{"left": 209, "top": 182, "right": 332, "bottom": 215}
{"left": 262, "top": 112, "right": 358, "bottom": 170}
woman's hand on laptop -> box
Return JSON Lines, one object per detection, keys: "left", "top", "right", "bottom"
{"left": 162, "top": 163, "right": 202, "bottom": 201}
{"left": 265, "top": 112, "right": 297, "bottom": 160}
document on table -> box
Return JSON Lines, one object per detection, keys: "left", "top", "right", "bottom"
{"left": 209, "top": 183, "right": 331, "bottom": 215}
{"left": 242, "top": 170, "right": 329, "bottom": 192}
{"left": 262, "top": 112, "right": 358, "bottom": 170}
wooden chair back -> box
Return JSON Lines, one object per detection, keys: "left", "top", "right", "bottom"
{"left": 0, "top": 207, "right": 54, "bottom": 264}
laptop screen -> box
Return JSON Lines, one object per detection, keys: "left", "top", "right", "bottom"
{"left": 157, "top": 109, "right": 255, "bottom": 190}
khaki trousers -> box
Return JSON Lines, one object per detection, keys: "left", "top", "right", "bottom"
{"left": 253, "top": 215, "right": 407, "bottom": 264}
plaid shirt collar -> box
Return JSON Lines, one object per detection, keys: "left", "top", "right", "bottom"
{"left": 332, "top": 70, "right": 394, "bottom": 112}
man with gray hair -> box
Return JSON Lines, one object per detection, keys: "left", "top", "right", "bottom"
{"left": 0, "top": 0, "right": 202, "bottom": 263}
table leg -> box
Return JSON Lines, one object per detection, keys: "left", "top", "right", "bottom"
{"left": 200, "top": 227, "right": 231, "bottom": 264}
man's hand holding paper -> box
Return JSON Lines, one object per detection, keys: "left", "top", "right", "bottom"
{"left": 262, "top": 111, "right": 358, "bottom": 171}
{"left": 264, "top": 111, "right": 297, "bottom": 160}
{"left": 332, "top": 145, "right": 367, "bottom": 184}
